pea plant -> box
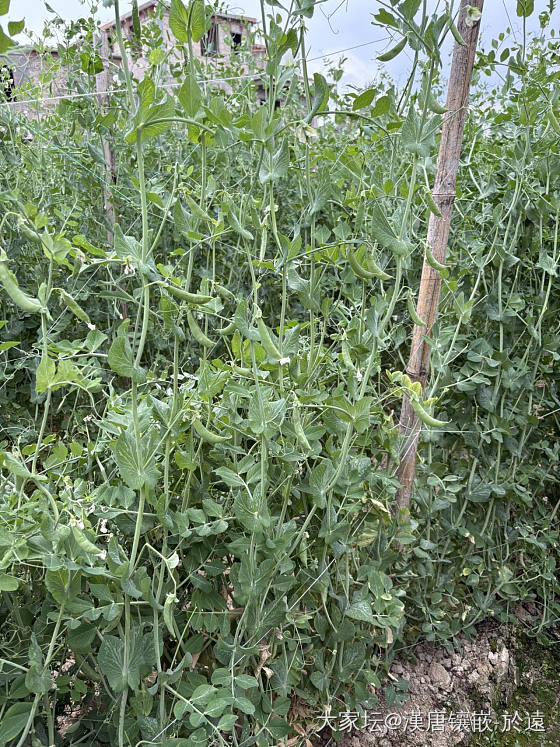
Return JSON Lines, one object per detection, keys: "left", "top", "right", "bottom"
{"left": 0, "top": 0, "right": 558, "bottom": 745}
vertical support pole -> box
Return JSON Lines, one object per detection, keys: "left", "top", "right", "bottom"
{"left": 396, "top": 0, "right": 484, "bottom": 511}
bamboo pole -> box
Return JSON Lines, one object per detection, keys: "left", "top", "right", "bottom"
{"left": 396, "top": 0, "right": 484, "bottom": 510}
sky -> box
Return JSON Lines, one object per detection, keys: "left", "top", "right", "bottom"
{"left": 5, "top": 1, "right": 554, "bottom": 89}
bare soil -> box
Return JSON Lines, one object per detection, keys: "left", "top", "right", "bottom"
{"left": 317, "top": 609, "right": 560, "bottom": 747}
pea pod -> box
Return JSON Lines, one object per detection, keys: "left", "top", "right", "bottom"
{"left": 298, "top": 532, "right": 308, "bottom": 568}
{"left": 213, "top": 283, "right": 236, "bottom": 302}
{"left": 58, "top": 289, "right": 91, "bottom": 324}
{"left": 411, "top": 399, "right": 448, "bottom": 428}
{"left": 163, "top": 593, "right": 177, "bottom": 638}
{"left": 293, "top": 400, "right": 311, "bottom": 452}
{"left": 407, "top": 293, "right": 426, "bottom": 327}
{"left": 426, "top": 90, "right": 447, "bottom": 115}
{"left": 232, "top": 364, "right": 252, "bottom": 377}
{"left": 165, "top": 284, "right": 212, "bottom": 305}
{"left": 377, "top": 36, "right": 407, "bottom": 61}
{"left": 0, "top": 259, "right": 43, "bottom": 314}
{"left": 184, "top": 193, "right": 214, "bottom": 224}
{"left": 193, "top": 417, "right": 231, "bottom": 444}
{"left": 72, "top": 526, "right": 99, "bottom": 555}
{"left": 449, "top": 15, "right": 466, "bottom": 45}
{"left": 548, "top": 109, "right": 560, "bottom": 136}
{"left": 228, "top": 208, "right": 254, "bottom": 241}
{"left": 425, "top": 245, "right": 446, "bottom": 272}
{"left": 341, "top": 339, "right": 355, "bottom": 371}
{"left": 19, "top": 223, "right": 42, "bottom": 245}
{"left": 257, "top": 317, "right": 281, "bottom": 360}
{"left": 187, "top": 310, "right": 216, "bottom": 348}
{"left": 217, "top": 321, "right": 236, "bottom": 336}
{"left": 348, "top": 249, "right": 391, "bottom": 281}
{"left": 423, "top": 189, "right": 442, "bottom": 218}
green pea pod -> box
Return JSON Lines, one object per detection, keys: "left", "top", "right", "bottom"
{"left": 349, "top": 249, "right": 391, "bottom": 281}
{"left": 298, "top": 532, "right": 308, "bottom": 568}
{"left": 548, "top": 109, "right": 560, "bottom": 136}
{"left": 426, "top": 90, "right": 447, "bottom": 115}
{"left": 232, "top": 364, "right": 252, "bottom": 377}
{"left": 72, "top": 526, "right": 99, "bottom": 555}
{"left": 449, "top": 15, "right": 466, "bottom": 45}
{"left": 184, "top": 193, "right": 214, "bottom": 224}
{"left": 165, "top": 284, "right": 212, "bottom": 304}
{"left": 0, "top": 260, "right": 43, "bottom": 313}
{"left": 411, "top": 399, "right": 448, "bottom": 427}
{"left": 187, "top": 310, "right": 216, "bottom": 348}
{"left": 19, "top": 223, "right": 42, "bottom": 244}
{"left": 228, "top": 208, "right": 254, "bottom": 241}
{"left": 193, "top": 417, "right": 231, "bottom": 444}
{"left": 341, "top": 339, "right": 355, "bottom": 371}
{"left": 213, "top": 283, "right": 236, "bottom": 301}
{"left": 377, "top": 36, "right": 407, "bottom": 61}
{"left": 425, "top": 245, "right": 446, "bottom": 272}
{"left": 257, "top": 317, "right": 281, "bottom": 360}
{"left": 407, "top": 293, "right": 426, "bottom": 327}
{"left": 348, "top": 250, "right": 375, "bottom": 280}
{"left": 58, "top": 289, "right": 91, "bottom": 324}
{"left": 293, "top": 400, "right": 311, "bottom": 452}
{"left": 217, "top": 322, "right": 236, "bottom": 336}
{"left": 424, "top": 190, "right": 442, "bottom": 218}
{"left": 163, "top": 593, "right": 177, "bottom": 638}
{"left": 367, "top": 258, "right": 392, "bottom": 280}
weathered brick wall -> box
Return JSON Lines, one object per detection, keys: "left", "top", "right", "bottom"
{"left": 2, "top": 49, "right": 68, "bottom": 117}
{"left": 114, "top": 8, "right": 262, "bottom": 82}
{"left": 2, "top": 2, "right": 265, "bottom": 118}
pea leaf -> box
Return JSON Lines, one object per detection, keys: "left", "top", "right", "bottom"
{"left": 0, "top": 573, "right": 19, "bottom": 591}
{"left": 370, "top": 204, "right": 409, "bottom": 256}
{"left": 107, "top": 320, "right": 146, "bottom": 384}
{"left": 113, "top": 430, "right": 160, "bottom": 491}
{"left": 189, "top": 0, "right": 206, "bottom": 42}
{"left": 25, "top": 634, "right": 51, "bottom": 694}
{"left": 353, "top": 88, "right": 376, "bottom": 111}
{"left": 345, "top": 599, "right": 376, "bottom": 624}
{"left": 169, "top": 0, "right": 190, "bottom": 42}
{"left": 36, "top": 354, "right": 56, "bottom": 393}
{"left": 370, "top": 94, "right": 391, "bottom": 117}
{"left": 98, "top": 633, "right": 144, "bottom": 693}
{"left": 125, "top": 78, "right": 175, "bottom": 143}
{"left": 516, "top": 0, "right": 534, "bottom": 16}
{"left": 0, "top": 703, "right": 34, "bottom": 745}
{"left": 178, "top": 73, "right": 202, "bottom": 118}
{"left": 170, "top": 0, "right": 206, "bottom": 43}
{"left": 0, "top": 26, "right": 15, "bottom": 54}
{"left": 305, "top": 73, "right": 329, "bottom": 123}
{"left": 259, "top": 139, "right": 290, "bottom": 184}
{"left": 215, "top": 466, "right": 246, "bottom": 488}
{"left": 7, "top": 19, "right": 23, "bottom": 35}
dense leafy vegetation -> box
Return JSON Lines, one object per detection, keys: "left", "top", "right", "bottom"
{"left": 0, "top": 0, "right": 559, "bottom": 744}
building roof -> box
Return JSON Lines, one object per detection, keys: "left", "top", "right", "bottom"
{"left": 100, "top": 1, "right": 257, "bottom": 31}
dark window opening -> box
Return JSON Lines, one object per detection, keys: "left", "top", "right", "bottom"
{"left": 231, "top": 32, "right": 242, "bottom": 51}
{"left": 200, "top": 21, "right": 219, "bottom": 56}
{"left": 0, "top": 66, "right": 15, "bottom": 101}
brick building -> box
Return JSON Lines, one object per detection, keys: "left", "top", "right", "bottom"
{"left": 1, "top": 1, "right": 266, "bottom": 111}
{"left": 100, "top": 0, "right": 266, "bottom": 78}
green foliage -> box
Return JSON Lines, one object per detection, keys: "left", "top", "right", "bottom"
{"left": 0, "top": 1, "right": 559, "bottom": 745}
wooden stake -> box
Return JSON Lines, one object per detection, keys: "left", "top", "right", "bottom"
{"left": 396, "top": 0, "right": 484, "bottom": 511}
